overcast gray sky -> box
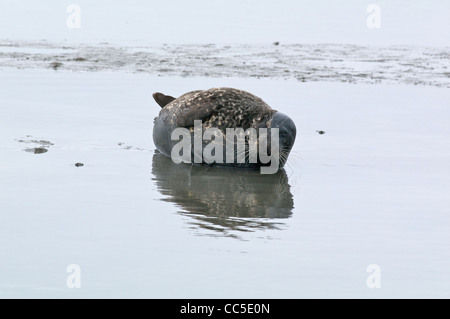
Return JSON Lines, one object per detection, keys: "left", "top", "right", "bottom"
{"left": 0, "top": 0, "right": 449, "bottom": 46}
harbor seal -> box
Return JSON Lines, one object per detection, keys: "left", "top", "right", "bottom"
{"left": 152, "top": 87, "right": 296, "bottom": 172}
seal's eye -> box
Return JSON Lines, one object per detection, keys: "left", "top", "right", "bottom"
{"left": 278, "top": 131, "right": 292, "bottom": 147}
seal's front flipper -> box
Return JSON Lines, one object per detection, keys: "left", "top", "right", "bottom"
{"left": 176, "top": 103, "right": 215, "bottom": 127}
{"left": 153, "top": 92, "right": 176, "bottom": 108}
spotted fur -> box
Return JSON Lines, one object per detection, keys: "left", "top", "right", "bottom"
{"left": 157, "top": 87, "right": 277, "bottom": 133}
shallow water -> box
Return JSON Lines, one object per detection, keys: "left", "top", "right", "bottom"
{"left": 0, "top": 70, "right": 449, "bottom": 298}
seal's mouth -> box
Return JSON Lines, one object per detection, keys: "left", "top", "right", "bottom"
{"left": 265, "top": 139, "right": 293, "bottom": 169}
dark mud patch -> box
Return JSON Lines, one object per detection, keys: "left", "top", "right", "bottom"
{"left": 1, "top": 40, "right": 448, "bottom": 88}
{"left": 24, "top": 147, "right": 48, "bottom": 154}
{"left": 49, "top": 62, "right": 63, "bottom": 70}
{"left": 118, "top": 142, "right": 145, "bottom": 151}
{"left": 17, "top": 139, "right": 54, "bottom": 146}
{"left": 17, "top": 137, "right": 53, "bottom": 154}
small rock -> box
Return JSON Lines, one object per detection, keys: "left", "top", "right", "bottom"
{"left": 74, "top": 163, "right": 84, "bottom": 167}
{"left": 316, "top": 130, "right": 325, "bottom": 135}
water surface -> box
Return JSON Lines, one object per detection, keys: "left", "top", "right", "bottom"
{"left": 152, "top": 152, "right": 294, "bottom": 239}
{"left": 0, "top": 70, "right": 449, "bottom": 298}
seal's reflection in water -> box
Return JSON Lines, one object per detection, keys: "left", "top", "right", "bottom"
{"left": 151, "top": 152, "right": 294, "bottom": 238}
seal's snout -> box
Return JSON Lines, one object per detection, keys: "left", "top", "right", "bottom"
{"left": 271, "top": 112, "right": 297, "bottom": 151}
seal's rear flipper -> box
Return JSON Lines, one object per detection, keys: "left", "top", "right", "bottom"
{"left": 153, "top": 92, "right": 176, "bottom": 108}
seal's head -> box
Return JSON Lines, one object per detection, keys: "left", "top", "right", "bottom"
{"left": 270, "top": 112, "right": 297, "bottom": 167}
